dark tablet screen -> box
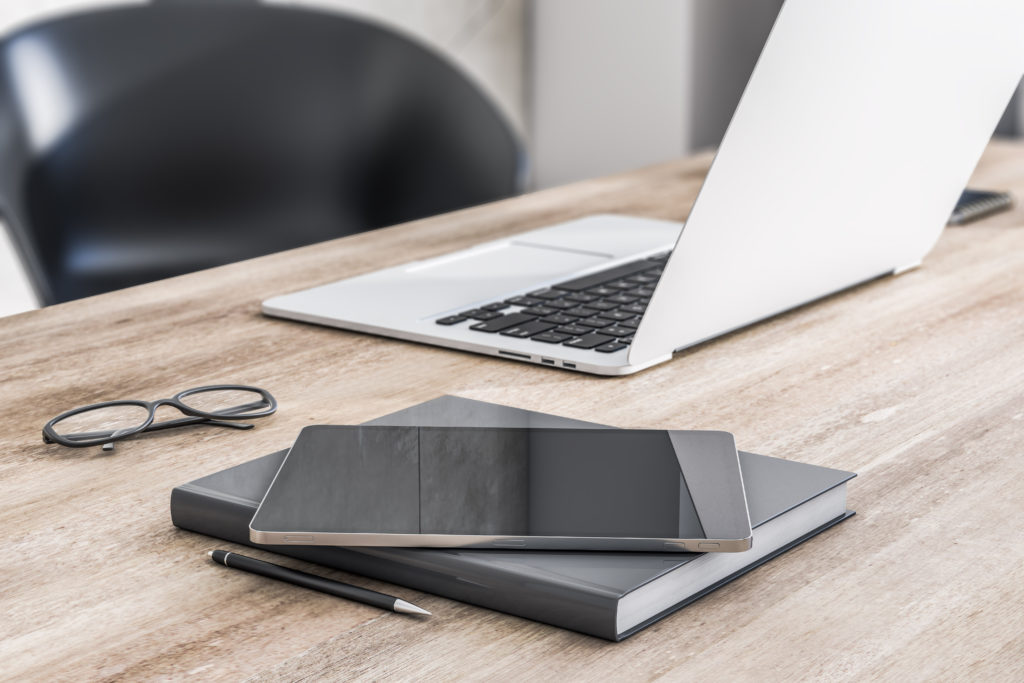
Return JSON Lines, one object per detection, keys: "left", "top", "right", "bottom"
{"left": 251, "top": 426, "right": 750, "bottom": 542}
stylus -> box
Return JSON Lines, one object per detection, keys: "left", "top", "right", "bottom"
{"left": 208, "top": 550, "right": 431, "bottom": 616}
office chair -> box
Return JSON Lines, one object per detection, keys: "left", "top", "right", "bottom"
{"left": 0, "top": 1, "right": 523, "bottom": 305}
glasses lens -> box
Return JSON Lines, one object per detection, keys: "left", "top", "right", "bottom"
{"left": 51, "top": 404, "right": 150, "bottom": 443}
{"left": 179, "top": 388, "right": 271, "bottom": 417}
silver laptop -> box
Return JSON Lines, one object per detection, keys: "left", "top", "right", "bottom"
{"left": 264, "top": 0, "right": 1024, "bottom": 376}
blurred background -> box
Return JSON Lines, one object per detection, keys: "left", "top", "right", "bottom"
{"left": 1, "top": 0, "right": 1022, "bottom": 316}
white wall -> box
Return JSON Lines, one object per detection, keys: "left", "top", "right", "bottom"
{"left": 0, "top": 227, "right": 36, "bottom": 317}
{"left": 528, "top": 0, "right": 689, "bottom": 190}
{"left": 0, "top": 0, "right": 526, "bottom": 316}
{"left": 528, "top": 0, "right": 783, "bottom": 190}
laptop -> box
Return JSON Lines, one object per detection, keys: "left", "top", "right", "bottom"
{"left": 264, "top": 0, "right": 1024, "bottom": 376}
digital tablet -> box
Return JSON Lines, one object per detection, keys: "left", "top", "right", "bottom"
{"left": 249, "top": 426, "right": 752, "bottom": 552}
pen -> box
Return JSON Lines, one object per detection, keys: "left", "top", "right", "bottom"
{"left": 208, "top": 550, "right": 431, "bottom": 616}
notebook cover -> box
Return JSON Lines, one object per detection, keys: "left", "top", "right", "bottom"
{"left": 171, "top": 396, "right": 854, "bottom": 640}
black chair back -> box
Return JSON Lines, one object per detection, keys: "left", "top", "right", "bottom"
{"left": 0, "top": 1, "right": 523, "bottom": 304}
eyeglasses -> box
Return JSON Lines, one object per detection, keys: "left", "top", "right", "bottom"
{"left": 43, "top": 385, "right": 277, "bottom": 450}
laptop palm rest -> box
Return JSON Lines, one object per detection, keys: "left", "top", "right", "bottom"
{"left": 415, "top": 242, "right": 611, "bottom": 316}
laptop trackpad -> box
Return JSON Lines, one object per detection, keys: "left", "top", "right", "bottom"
{"left": 410, "top": 242, "right": 610, "bottom": 315}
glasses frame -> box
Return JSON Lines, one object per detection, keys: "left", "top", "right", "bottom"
{"left": 43, "top": 384, "right": 277, "bottom": 449}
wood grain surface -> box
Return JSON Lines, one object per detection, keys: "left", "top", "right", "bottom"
{"left": 1, "top": 142, "right": 1023, "bottom": 681}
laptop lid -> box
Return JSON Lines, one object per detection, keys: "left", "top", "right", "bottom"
{"left": 631, "top": 0, "right": 1024, "bottom": 365}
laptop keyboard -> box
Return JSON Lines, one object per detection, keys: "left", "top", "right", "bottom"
{"left": 434, "top": 253, "right": 669, "bottom": 353}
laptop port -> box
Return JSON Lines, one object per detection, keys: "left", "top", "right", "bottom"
{"left": 563, "top": 362, "right": 576, "bottom": 369}
{"left": 541, "top": 358, "right": 555, "bottom": 365}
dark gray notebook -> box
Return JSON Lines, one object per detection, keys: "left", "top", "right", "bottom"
{"left": 171, "top": 396, "right": 855, "bottom": 641}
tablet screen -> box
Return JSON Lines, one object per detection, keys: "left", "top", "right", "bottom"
{"left": 250, "top": 426, "right": 750, "bottom": 547}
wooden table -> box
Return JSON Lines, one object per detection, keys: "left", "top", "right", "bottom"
{"left": 3, "top": 141, "right": 1023, "bottom": 681}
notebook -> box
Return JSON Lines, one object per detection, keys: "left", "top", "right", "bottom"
{"left": 171, "top": 396, "right": 855, "bottom": 641}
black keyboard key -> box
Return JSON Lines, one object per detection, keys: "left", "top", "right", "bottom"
{"left": 609, "top": 280, "right": 635, "bottom": 290}
{"left": 620, "top": 303, "right": 646, "bottom": 315}
{"left": 619, "top": 318, "right": 641, "bottom": 329}
{"left": 532, "top": 332, "right": 571, "bottom": 344}
{"left": 595, "top": 342, "right": 628, "bottom": 353}
{"left": 483, "top": 302, "right": 510, "bottom": 311}
{"left": 556, "top": 259, "right": 658, "bottom": 291}
{"left": 505, "top": 295, "right": 542, "bottom": 307}
{"left": 563, "top": 306, "right": 599, "bottom": 318}
{"left": 564, "top": 333, "right": 615, "bottom": 349}
{"left": 555, "top": 324, "right": 590, "bottom": 336}
{"left": 605, "top": 294, "right": 638, "bottom": 305}
{"left": 436, "top": 315, "right": 466, "bottom": 325}
{"left": 625, "top": 287, "right": 655, "bottom": 298}
{"left": 625, "top": 274, "right": 658, "bottom": 284}
{"left": 578, "top": 317, "right": 612, "bottom": 329}
{"left": 520, "top": 306, "right": 556, "bottom": 316}
{"left": 500, "top": 321, "right": 556, "bottom": 338}
{"left": 587, "top": 301, "right": 619, "bottom": 311}
{"left": 541, "top": 313, "right": 577, "bottom": 325}
{"left": 470, "top": 312, "right": 537, "bottom": 332}
{"left": 461, "top": 309, "right": 500, "bottom": 321}
{"left": 566, "top": 292, "right": 598, "bottom": 303}
{"left": 618, "top": 335, "right": 633, "bottom": 344}
{"left": 601, "top": 325, "right": 634, "bottom": 337}
{"left": 587, "top": 286, "right": 617, "bottom": 297}
{"left": 544, "top": 299, "right": 577, "bottom": 310}
{"left": 596, "top": 310, "right": 634, "bottom": 321}
{"left": 529, "top": 288, "right": 569, "bottom": 300}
